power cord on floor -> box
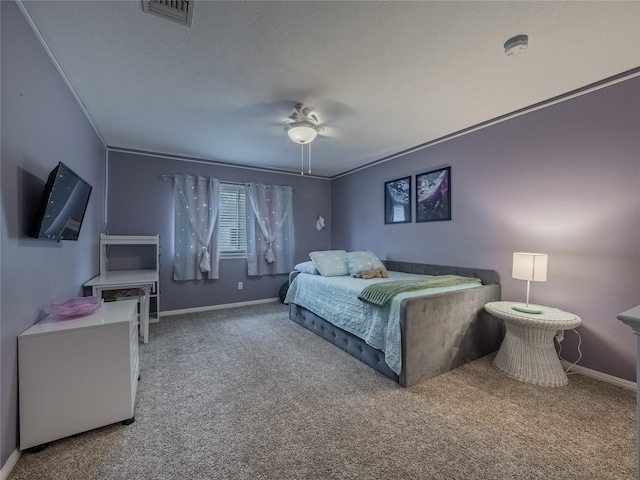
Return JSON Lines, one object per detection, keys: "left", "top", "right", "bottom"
{"left": 556, "top": 328, "right": 582, "bottom": 374}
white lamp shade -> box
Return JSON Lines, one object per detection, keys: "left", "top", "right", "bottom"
{"left": 512, "top": 252, "right": 548, "bottom": 282}
{"left": 287, "top": 125, "right": 317, "bottom": 144}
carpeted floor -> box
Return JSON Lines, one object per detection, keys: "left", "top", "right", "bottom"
{"left": 9, "top": 302, "right": 636, "bottom": 479}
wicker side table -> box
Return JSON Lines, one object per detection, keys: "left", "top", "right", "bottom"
{"left": 484, "top": 301, "right": 582, "bottom": 387}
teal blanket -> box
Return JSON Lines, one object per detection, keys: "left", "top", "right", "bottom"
{"left": 358, "top": 275, "right": 481, "bottom": 307}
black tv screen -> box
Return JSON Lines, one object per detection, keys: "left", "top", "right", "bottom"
{"left": 29, "top": 162, "right": 93, "bottom": 241}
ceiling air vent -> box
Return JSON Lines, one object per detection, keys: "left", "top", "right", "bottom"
{"left": 142, "top": 1, "right": 194, "bottom": 27}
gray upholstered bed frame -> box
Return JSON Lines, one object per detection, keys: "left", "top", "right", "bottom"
{"left": 288, "top": 260, "right": 503, "bottom": 387}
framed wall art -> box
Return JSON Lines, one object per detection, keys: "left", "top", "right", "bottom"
{"left": 415, "top": 166, "right": 451, "bottom": 223}
{"left": 384, "top": 176, "right": 411, "bottom": 224}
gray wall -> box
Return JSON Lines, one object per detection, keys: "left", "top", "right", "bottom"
{"left": 332, "top": 77, "right": 640, "bottom": 381}
{"left": 1, "top": 1, "right": 106, "bottom": 466}
{"left": 107, "top": 151, "right": 331, "bottom": 311}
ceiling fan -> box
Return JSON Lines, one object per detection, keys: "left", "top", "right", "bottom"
{"left": 285, "top": 103, "right": 325, "bottom": 144}
{"left": 285, "top": 103, "right": 326, "bottom": 175}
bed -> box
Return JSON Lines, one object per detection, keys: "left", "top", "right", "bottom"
{"left": 285, "top": 259, "right": 503, "bottom": 387}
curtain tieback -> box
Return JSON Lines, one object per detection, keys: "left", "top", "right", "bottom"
{"left": 200, "top": 250, "right": 212, "bottom": 273}
{"left": 265, "top": 241, "right": 276, "bottom": 264}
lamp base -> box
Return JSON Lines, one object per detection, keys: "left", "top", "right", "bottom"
{"left": 512, "top": 304, "right": 543, "bottom": 314}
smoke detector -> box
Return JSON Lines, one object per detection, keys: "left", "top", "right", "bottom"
{"left": 504, "top": 35, "right": 528, "bottom": 56}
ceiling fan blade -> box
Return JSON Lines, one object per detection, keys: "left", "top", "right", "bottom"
{"left": 236, "top": 100, "right": 299, "bottom": 122}
{"left": 317, "top": 125, "right": 340, "bottom": 138}
{"left": 314, "top": 99, "right": 356, "bottom": 125}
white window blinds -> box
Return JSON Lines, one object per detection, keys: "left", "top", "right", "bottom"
{"left": 218, "top": 183, "right": 247, "bottom": 257}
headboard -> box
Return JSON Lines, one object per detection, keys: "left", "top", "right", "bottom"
{"left": 290, "top": 260, "right": 500, "bottom": 286}
{"left": 383, "top": 260, "right": 500, "bottom": 286}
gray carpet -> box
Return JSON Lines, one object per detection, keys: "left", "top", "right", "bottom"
{"left": 9, "top": 302, "right": 636, "bottom": 479}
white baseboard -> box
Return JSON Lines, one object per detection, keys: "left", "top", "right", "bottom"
{"left": 160, "top": 297, "right": 280, "bottom": 317}
{"left": 561, "top": 360, "right": 636, "bottom": 391}
{"left": 1, "top": 449, "right": 21, "bottom": 480}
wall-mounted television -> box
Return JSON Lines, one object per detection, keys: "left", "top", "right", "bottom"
{"left": 29, "top": 162, "right": 93, "bottom": 241}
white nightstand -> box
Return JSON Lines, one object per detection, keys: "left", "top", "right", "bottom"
{"left": 484, "top": 301, "right": 582, "bottom": 387}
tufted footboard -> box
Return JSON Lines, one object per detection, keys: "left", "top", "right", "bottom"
{"left": 399, "top": 282, "right": 502, "bottom": 386}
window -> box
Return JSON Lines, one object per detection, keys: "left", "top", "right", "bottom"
{"left": 218, "top": 183, "right": 247, "bottom": 258}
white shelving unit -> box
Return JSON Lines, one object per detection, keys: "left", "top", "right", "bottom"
{"left": 99, "top": 234, "right": 160, "bottom": 320}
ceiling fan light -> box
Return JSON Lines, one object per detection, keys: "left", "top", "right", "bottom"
{"left": 287, "top": 125, "right": 317, "bottom": 144}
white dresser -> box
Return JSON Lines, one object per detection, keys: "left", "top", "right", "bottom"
{"left": 18, "top": 300, "right": 139, "bottom": 450}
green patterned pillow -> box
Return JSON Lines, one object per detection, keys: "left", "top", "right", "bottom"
{"left": 309, "top": 250, "right": 349, "bottom": 277}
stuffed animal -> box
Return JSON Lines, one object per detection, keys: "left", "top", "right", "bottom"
{"left": 353, "top": 267, "right": 388, "bottom": 279}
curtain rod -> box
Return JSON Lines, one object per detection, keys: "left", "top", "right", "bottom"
{"left": 160, "top": 175, "right": 298, "bottom": 193}
{"left": 160, "top": 174, "right": 241, "bottom": 185}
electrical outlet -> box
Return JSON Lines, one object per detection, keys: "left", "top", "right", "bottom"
{"left": 238, "top": 282, "right": 243, "bottom": 290}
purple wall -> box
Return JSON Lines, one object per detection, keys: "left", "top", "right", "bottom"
{"left": 1, "top": 0, "right": 636, "bottom": 469}
{"left": 332, "top": 77, "right": 640, "bottom": 381}
{"left": 0, "top": 1, "right": 106, "bottom": 466}
{"left": 107, "top": 151, "right": 331, "bottom": 311}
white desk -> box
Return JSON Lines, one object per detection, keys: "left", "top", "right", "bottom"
{"left": 85, "top": 269, "right": 158, "bottom": 343}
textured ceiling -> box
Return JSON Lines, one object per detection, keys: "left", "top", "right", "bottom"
{"left": 20, "top": 1, "right": 640, "bottom": 177}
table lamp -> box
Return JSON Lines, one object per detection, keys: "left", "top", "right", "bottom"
{"left": 512, "top": 252, "right": 548, "bottom": 314}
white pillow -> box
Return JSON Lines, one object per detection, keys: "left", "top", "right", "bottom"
{"left": 294, "top": 261, "right": 319, "bottom": 275}
{"left": 309, "top": 250, "right": 349, "bottom": 277}
{"left": 347, "top": 251, "right": 386, "bottom": 276}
